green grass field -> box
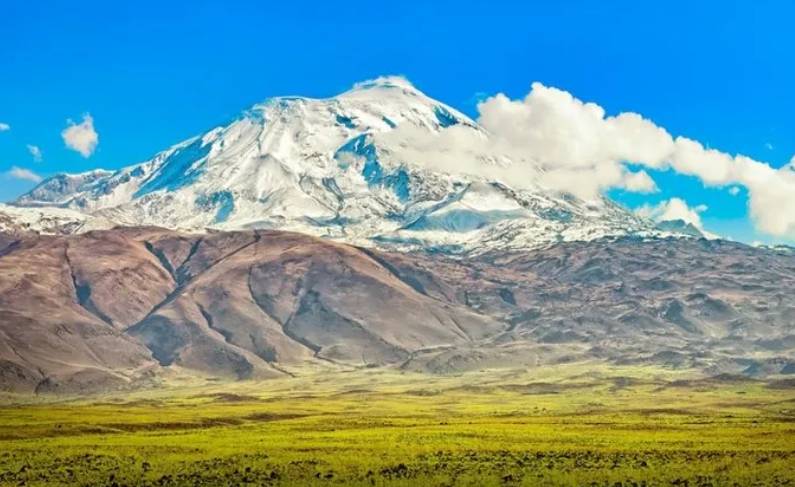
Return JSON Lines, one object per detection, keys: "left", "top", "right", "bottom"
{"left": 1, "top": 364, "right": 794, "bottom": 486}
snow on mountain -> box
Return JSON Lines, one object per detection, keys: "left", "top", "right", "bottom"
{"left": 0, "top": 203, "right": 114, "bottom": 235}
{"left": 12, "top": 76, "right": 663, "bottom": 253}
{"left": 654, "top": 219, "right": 716, "bottom": 239}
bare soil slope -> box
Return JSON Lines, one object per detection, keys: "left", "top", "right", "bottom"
{"left": 1, "top": 228, "right": 794, "bottom": 393}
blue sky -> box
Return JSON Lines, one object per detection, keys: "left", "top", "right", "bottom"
{"left": 1, "top": 0, "right": 793, "bottom": 244}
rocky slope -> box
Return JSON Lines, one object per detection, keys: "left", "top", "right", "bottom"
{"left": 1, "top": 228, "right": 792, "bottom": 393}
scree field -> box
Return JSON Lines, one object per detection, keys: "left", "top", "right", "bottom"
{"left": 1, "top": 364, "right": 793, "bottom": 486}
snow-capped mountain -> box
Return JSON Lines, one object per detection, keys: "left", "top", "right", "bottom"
{"left": 12, "top": 76, "right": 660, "bottom": 253}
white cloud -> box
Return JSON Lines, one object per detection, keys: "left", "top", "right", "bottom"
{"left": 621, "top": 169, "right": 658, "bottom": 193}
{"left": 26, "top": 144, "right": 43, "bottom": 162}
{"left": 469, "top": 83, "right": 795, "bottom": 239}
{"left": 765, "top": 142, "right": 774, "bottom": 150}
{"left": 61, "top": 113, "right": 98, "bottom": 157}
{"left": 5, "top": 166, "right": 43, "bottom": 183}
{"left": 0, "top": 123, "right": 9, "bottom": 132}
{"left": 375, "top": 86, "right": 664, "bottom": 199}
{"left": 375, "top": 123, "right": 543, "bottom": 190}
{"left": 744, "top": 166, "right": 795, "bottom": 237}
{"left": 636, "top": 198, "right": 707, "bottom": 229}
{"left": 728, "top": 186, "right": 741, "bottom": 196}
{"left": 474, "top": 83, "right": 675, "bottom": 199}
{"left": 353, "top": 75, "right": 414, "bottom": 90}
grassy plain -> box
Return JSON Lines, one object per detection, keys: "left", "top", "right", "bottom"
{"left": 0, "top": 364, "right": 794, "bottom": 486}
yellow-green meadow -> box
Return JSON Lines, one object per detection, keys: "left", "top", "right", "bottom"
{"left": 1, "top": 364, "right": 793, "bottom": 486}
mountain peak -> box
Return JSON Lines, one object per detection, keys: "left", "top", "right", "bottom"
{"left": 350, "top": 75, "right": 417, "bottom": 92}
{"left": 12, "top": 76, "right": 666, "bottom": 252}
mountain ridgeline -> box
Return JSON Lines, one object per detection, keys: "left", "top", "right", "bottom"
{"left": 1, "top": 228, "right": 794, "bottom": 393}
{"left": 7, "top": 77, "right": 661, "bottom": 253}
